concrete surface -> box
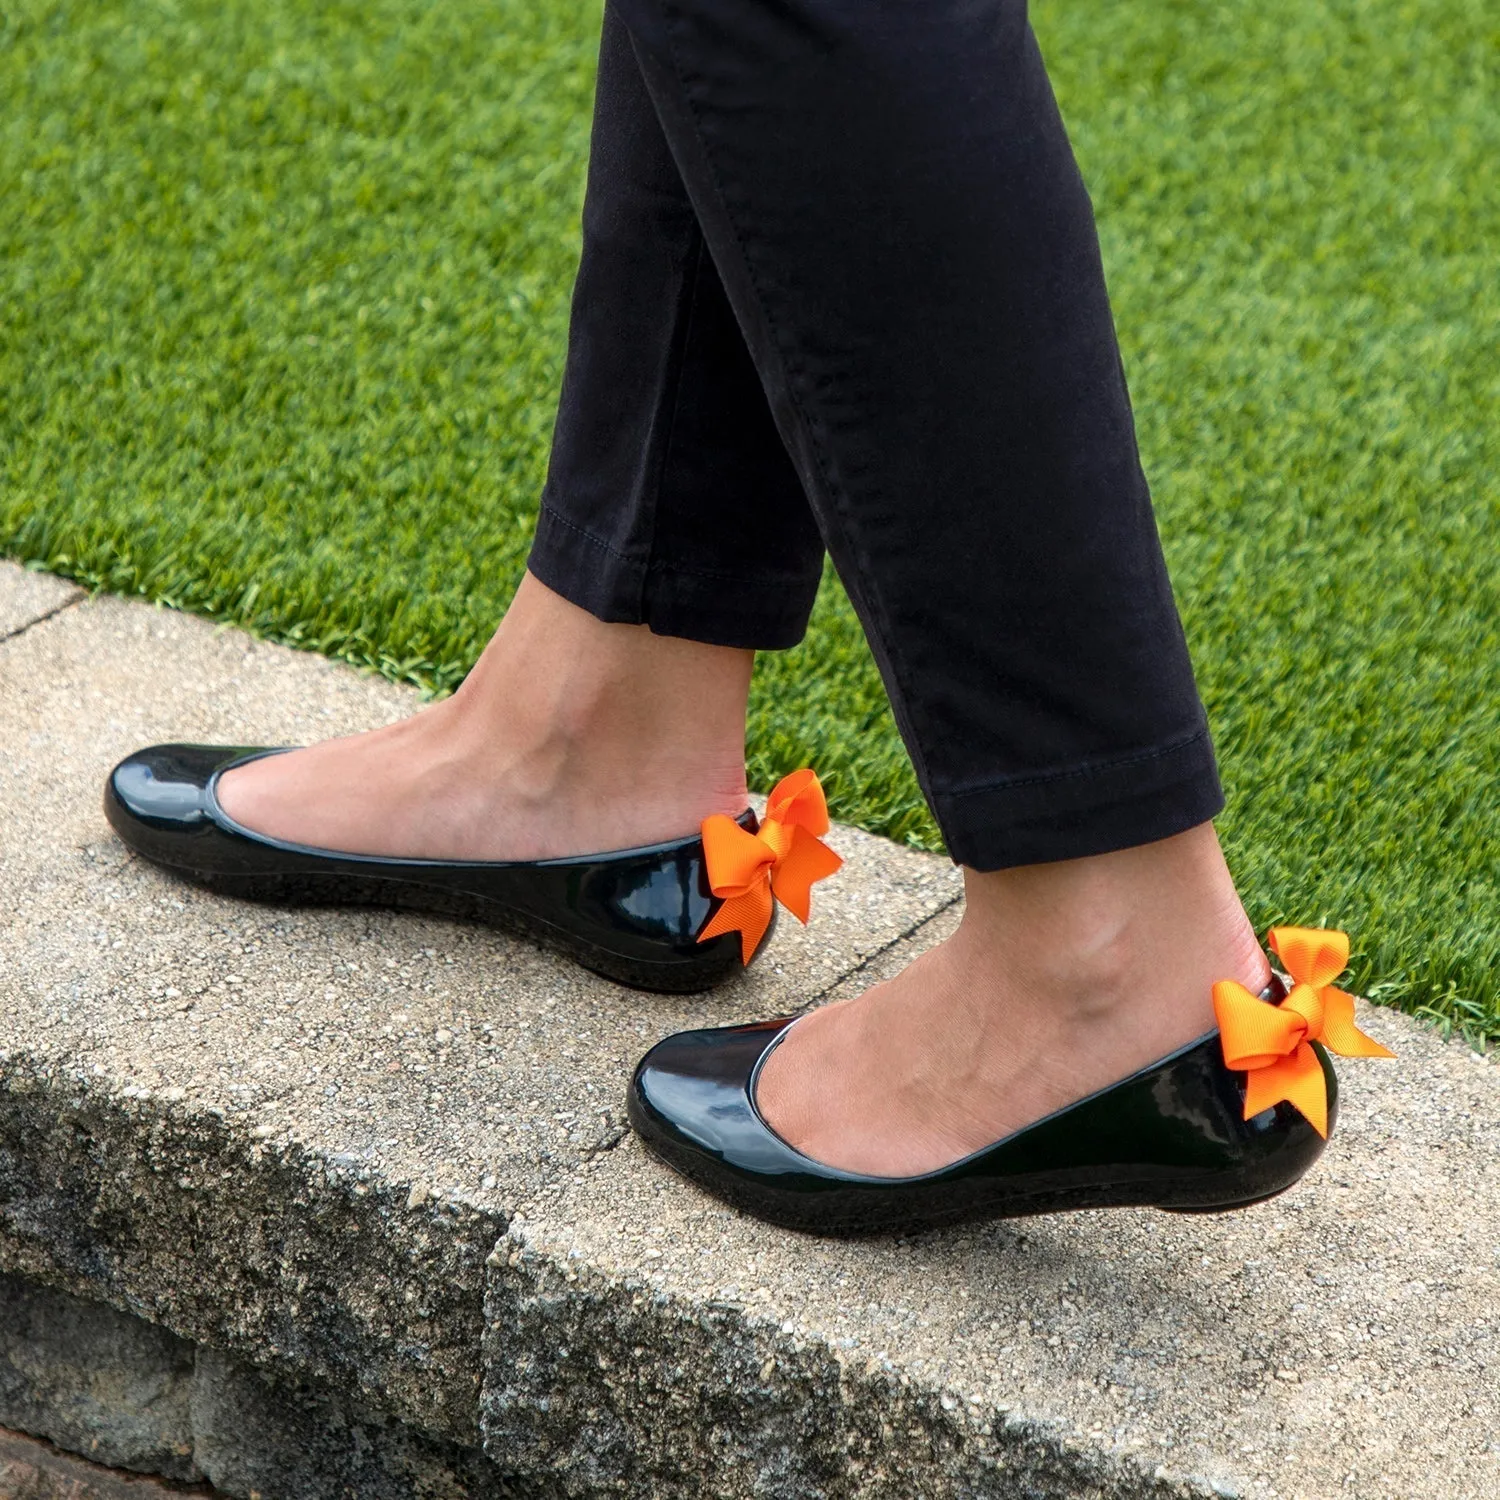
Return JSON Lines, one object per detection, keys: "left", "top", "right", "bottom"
{"left": 0, "top": 563, "right": 82, "bottom": 641}
{"left": 0, "top": 565, "right": 1495, "bottom": 1498}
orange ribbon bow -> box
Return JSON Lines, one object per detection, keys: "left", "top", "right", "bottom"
{"left": 697, "top": 768, "right": 844, "bottom": 965}
{"left": 1212, "top": 926, "right": 1394, "bottom": 1138}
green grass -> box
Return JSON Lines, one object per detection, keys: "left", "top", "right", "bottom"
{"left": 2, "top": 0, "right": 1497, "bottom": 1041}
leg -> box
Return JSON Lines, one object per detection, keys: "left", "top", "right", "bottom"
{"left": 217, "top": 3, "right": 824, "bottom": 860}
{"left": 608, "top": 0, "right": 1270, "bottom": 1171}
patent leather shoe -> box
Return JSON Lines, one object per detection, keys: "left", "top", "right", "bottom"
{"left": 627, "top": 974, "right": 1335, "bottom": 1235}
{"left": 104, "top": 743, "right": 769, "bottom": 993}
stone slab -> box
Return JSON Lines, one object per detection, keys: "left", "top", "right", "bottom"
{"left": 0, "top": 1275, "right": 200, "bottom": 1482}
{"left": 187, "top": 1347, "right": 525, "bottom": 1500}
{"left": 0, "top": 1271, "right": 523, "bottom": 1499}
{"left": 0, "top": 586, "right": 958, "bottom": 1454}
{"left": 0, "top": 561, "right": 82, "bottom": 641}
{"left": 490, "top": 907, "right": 1500, "bottom": 1500}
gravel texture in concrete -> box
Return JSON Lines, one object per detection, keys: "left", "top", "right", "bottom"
{"left": 1, "top": 573, "right": 1495, "bottom": 1499}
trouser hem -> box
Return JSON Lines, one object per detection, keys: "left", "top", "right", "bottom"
{"left": 527, "top": 499, "right": 822, "bottom": 651}
{"left": 935, "top": 727, "right": 1226, "bottom": 871}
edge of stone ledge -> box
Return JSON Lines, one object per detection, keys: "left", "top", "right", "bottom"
{"left": 0, "top": 1051, "right": 505, "bottom": 1446}
{"left": 479, "top": 1227, "right": 1223, "bottom": 1500}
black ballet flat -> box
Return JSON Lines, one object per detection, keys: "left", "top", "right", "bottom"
{"left": 627, "top": 974, "right": 1337, "bottom": 1235}
{"left": 104, "top": 743, "right": 770, "bottom": 993}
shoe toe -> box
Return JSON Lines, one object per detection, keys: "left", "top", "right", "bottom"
{"left": 104, "top": 743, "right": 276, "bottom": 863}
{"left": 629, "top": 1019, "right": 796, "bottom": 1172}
{"left": 107, "top": 744, "right": 239, "bottom": 827}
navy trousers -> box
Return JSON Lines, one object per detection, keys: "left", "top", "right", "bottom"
{"left": 527, "top": 0, "right": 1224, "bottom": 870}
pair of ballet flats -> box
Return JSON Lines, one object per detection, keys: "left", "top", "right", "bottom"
{"left": 106, "top": 744, "right": 1391, "bottom": 1238}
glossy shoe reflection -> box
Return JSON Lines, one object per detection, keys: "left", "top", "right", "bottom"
{"left": 628, "top": 975, "right": 1337, "bottom": 1235}
{"left": 105, "top": 743, "right": 769, "bottom": 993}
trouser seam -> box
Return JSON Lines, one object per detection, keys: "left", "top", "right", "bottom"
{"left": 642, "top": 228, "right": 708, "bottom": 594}
{"left": 612, "top": 210, "right": 705, "bottom": 614}
{"left": 937, "top": 726, "right": 1211, "bottom": 800}
{"left": 645, "top": 8, "right": 943, "bottom": 803}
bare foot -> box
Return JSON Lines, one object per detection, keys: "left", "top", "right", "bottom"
{"left": 754, "top": 822, "right": 1272, "bottom": 1176}
{"left": 215, "top": 571, "right": 754, "bottom": 861}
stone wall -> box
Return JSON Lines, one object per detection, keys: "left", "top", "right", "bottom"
{"left": 0, "top": 1274, "right": 531, "bottom": 1500}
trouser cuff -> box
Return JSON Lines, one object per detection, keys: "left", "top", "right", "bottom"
{"left": 527, "top": 502, "right": 822, "bottom": 651}
{"left": 934, "top": 727, "right": 1226, "bottom": 871}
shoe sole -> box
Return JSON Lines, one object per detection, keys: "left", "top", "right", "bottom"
{"left": 670, "top": 1174, "right": 1298, "bottom": 1237}
{"left": 153, "top": 863, "right": 744, "bottom": 995}
{"left": 1156, "top": 1188, "right": 1290, "bottom": 1214}
{"left": 635, "top": 1120, "right": 1311, "bottom": 1237}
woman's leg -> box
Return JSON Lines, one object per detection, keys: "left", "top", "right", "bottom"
{"left": 217, "top": 3, "right": 823, "bottom": 861}
{"left": 604, "top": 0, "right": 1271, "bottom": 1170}
{"left": 611, "top": 0, "right": 1224, "bottom": 865}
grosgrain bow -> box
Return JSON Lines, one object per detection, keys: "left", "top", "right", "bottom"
{"left": 1212, "top": 926, "right": 1394, "bottom": 1138}
{"left": 697, "top": 768, "right": 843, "bottom": 965}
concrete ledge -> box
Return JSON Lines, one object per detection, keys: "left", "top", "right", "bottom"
{"left": 2, "top": 562, "right": 1497, "bottom": 1499}
{"left": 0, "top": 1064, "right": 502, "bottom": 1443}
{"left": 482, "top": 1238, "right": 1188, "bottom": 1500}
{"left": 494, "top": 916, "right": 1500, "bottom": 1498}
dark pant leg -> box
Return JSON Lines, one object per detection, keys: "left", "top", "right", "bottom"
{"left": 527, "top": 0, "right": 826, "bottom": 650}
{"left": 601, "top": 0, "right": 1224, "bottom": 870}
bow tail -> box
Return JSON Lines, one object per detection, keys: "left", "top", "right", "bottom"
{"left": 1320, "top": 988, "right": 1396, "bottom": 1059}
{"left": 1243, "top": 1042, "right": 1329, "bottom": 1138}
{"left": 698, "top": 882, "right": 775, "bottom": 966}
{"left": 768, "top": 825, "right": 844, "bottom": 924}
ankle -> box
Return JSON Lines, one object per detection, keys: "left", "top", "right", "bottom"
{"left": 954, "top": 822, "right": 1270, "bottom": 1028}
{"left": 432, "top": 715, "right": 749, "bottom": 839}
{"left": 454, "top": 572, "right": 755, "bottom": 783}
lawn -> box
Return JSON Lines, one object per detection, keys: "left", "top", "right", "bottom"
{"left": 2, "top": 0, "right": 1497, "bottom": 1038}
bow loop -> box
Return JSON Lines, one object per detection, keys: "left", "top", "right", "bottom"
{"left": 1214, "top": 926, "right": 1394, "bottom": 1139}
{"left": 763, "top": 767, "right": 831, "bottom": 837}
{"left": 698, "top": 769, "right": 843, "bottom": 964}
{"left": 1268, "top": 926, "right": 1349, "bottom": 990}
